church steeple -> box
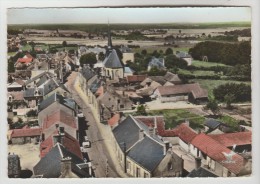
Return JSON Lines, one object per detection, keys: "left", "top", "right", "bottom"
{"left": 107, "top": 21, "right": 112, "bottom": 50}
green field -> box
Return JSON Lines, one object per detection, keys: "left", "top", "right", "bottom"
{"left": 21, "top": 44, "right": 32, "bottom": 51}
{"left": 148, "top": 109, "right": 205, "bottom": 130}
{"left": 8, "top": 52, "right": 17, "bottom": 56}
{"left": 178, "top": 69, "right": 216, "bottom": 76}
{"left": 191, "top": 60, "right": 230, "bottom": 68}
{"left": 191, "top": 79, "right": 251, "bottom": 99}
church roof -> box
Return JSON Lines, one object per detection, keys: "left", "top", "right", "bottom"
{"left": 103, "top": 49, "right": 124, "bottom": 68}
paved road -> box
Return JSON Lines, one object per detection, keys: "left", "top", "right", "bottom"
{"left": 65, "top": 72, "right": 123, "bottom": 178}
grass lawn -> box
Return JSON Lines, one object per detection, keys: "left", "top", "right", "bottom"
{"left": 191, "top": 79, "right": 251, "bottom": 99}
{"left": 191, "top": 60, "right": 230, "bottom": 68}
{"left": 148, "top": 109, "right": 205, "bottom": 130}
{"left": 8, "top": 52, "right": 17, "bottom": 56}
{"left": 21, "top": 44, "right": 32, "bottom": 51}
{"left": 178, "top": 69, "right": 216, "bottom": 76}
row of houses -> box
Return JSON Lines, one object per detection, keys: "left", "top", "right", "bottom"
{"left": 8, "top": 65, "right": 93, "bottom": 178}
{"left": 109, "top": 115, "right": 252, "bottom": 177}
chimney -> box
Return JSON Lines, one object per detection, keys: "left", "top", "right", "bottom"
{"left": 87, "top": 162, "right": 92, "bottom": 177}
{"left": 148, "top": 126, "right": 154, "bottom": 136}
{"left": 195, "top": 157, "right": 202, "bottom": 169}
{"left": 163, "top": 141, "right": 170, "bottom": 155}
{"left": 153, "top": 117, "right": 158, "bottom": 135}
{"left": 139, "top": 129, "right": 145, "bottom": 140}
{"left": 60, "top": 157, "right": 72, "bottom": 177}
{"left": 59, "top": 127, "right": 65, "bottom": 135}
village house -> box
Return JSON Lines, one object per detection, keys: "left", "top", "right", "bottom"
{"left": 7, "top": 78, "right": 25, "bottom": 92}
{"left": 9, "top": 126, "right": 41, "bottom": 144}
{"left": 33, "top": 143, "right": 92, "bottom": 178}
{"left": 40, "top": 127, "right": 81, "bottom": 158}
{"left": 37, "top": 93, "right": 77, "bottom": 126}
{"left": 152, "top": 83, "right": 208, "bottom": 104}
{"left": 190, "top": 133, "right": 251, "bottom": 177}
{"left": 119, "top": 45, "right": 135, "bottom": 64}
{"left": 14, "top": 53, "right": 34, "bottom": 70}
{"left": 78, "top": 64, "right": 101, "bottom": 117}
{"left": 41, "top": 108, "right": 78, "bottom": 140}
{"left": 112, "top": 115, "right": 184, "bottom": 177}
{"left": 176, "top": 51, "right": 193, "bottom": 66}
{"left": 126, "top": 75, "right": 147, "bottom": 86}
{"left": 147, "top": 57, "right": 165, "bottom": 71}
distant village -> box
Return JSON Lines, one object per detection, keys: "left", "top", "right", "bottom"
{"left": 7, "top": 26, "right": 252, "bottom": 178}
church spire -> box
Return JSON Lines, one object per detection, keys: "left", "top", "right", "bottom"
{"left": 107, "top": 20, "right": 112, "bottom": 50}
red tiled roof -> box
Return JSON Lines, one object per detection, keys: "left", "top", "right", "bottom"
{"left": 134, "top": 116, "right": 178, "bottom": 137}
{"left": 42, "top": 109, "right": 77, "bottom": 130}
{"left": 191, "top": 133, "right": 244, "bottom": 174}
{"left": 209, "top": 132, "right": 252, "bottom": 147}
{"left": 126, "top": 75, "right": 147, "bottom": 83}
{"left": 17, "top": 57, "right": 33, "bottom": 64}
{"left": 11, "top": 127, "right": 42, "bottom": 138}
{"left": 40, "top": 130, "right": 82, "bottom": 159}
{"left": 174, "top": 123, "right": 197, "bottom": 143}
{"left": 157, "top": 83, "right": 208, "bottom": 99}
{"left": 108, "top": 113, "right": 120, "bottom": 127}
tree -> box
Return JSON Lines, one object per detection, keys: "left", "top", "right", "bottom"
{"left": 165, "top": 48, "right": 173, "bottom": 55}
{"left": 206, "top": 99, "right": 220, "bottom": 116}
{"left": 148, "top": 66, "right": 167, "bottom": 76}
{"left": 8, "top": 60, "right": 15, "bottom": 73}
{"left": 165, "top": 54, "right": 188, "bottom": 69}
{"left": 141, "top": 49, "right": 147, "bottom": 56}
{"left": 224, "top": 94, "right": 236, "bottom": 109}
{"left": 98, "top": 52, "right": 105, "bottom": 61}
{"left": 62, "top": 41, "right": 67, "bottom": 47}
{"left": 136, "top": 105, "right": 147, "bottom": 115}
{"left": 79, "top": 53, "right": 97, "bottom": 67}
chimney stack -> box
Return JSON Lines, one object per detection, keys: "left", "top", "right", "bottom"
{"left": 163, "top": 141, "right": 170, "bottom": 155}
{"left": 139, "top": 129, "right": 145, "bottom": 140}
{"left": 184, "top": 119, "right": 190, "bottom": 127}
{"left": 60, "top": 157, "right": 72, "bottom": 177}
{"left": 153, "top": 117, "right": 158, "bottom": 135}
{"left": 148, "top": 126, "right": 154, "bottom": 136}
{"left": 195, "top": 157, "right": 202, "bottom": 170}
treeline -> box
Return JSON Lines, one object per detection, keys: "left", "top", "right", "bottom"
{"left": 213, "top": 83, "right": 251, "bottom": 102}
{"left": 189, "top": 41, "right": 251, "bottom": 65}
{"left": 224, "top": 28, "right": 251, "bottom": 37}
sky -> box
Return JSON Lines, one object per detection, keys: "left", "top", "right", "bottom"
{"left": 7, "top": 7, "right": 251, "bottom": 24}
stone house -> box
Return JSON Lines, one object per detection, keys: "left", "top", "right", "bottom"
{"left": 112, "top": 115, "right": 184, "bottom": 177}
{"left": 9, "top": 126, "right": 41, "bottom": 144}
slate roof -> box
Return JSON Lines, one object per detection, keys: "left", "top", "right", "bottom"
{"left": 157, "top": 83, "right": 208, "bottom": 99}
{"left": 23, "top": 88, "right": 43, "bottom": 98}
{"left": 89, "top": 79, "right": 101, "bottom": 94}
{"left": 8, "top": 154, "right": 21, "bottom": 177}
{"left": 205, "top": 119, "right": 222, "bottom": 129}
{"left": 80, "top": 66, "right": 95, "bottom": 81}
{"left": 148, "top": 57, "right": 165, "bottom": 69}
{"left": 38, "top": 93, "right": 76, "bottom": 112}
{"left": 112, "top": 115, "right": 141, "bottom": 151}
{"left": 208, "top": 132, "right": 252, "bottom": 147}
{"left": 40, "top": 130, "right": 82, "bottom": 159}
{"left": 33, "top": 143, "right": 90, "bottom": 178}
{"left": 103, "top": 49, "right": 124, "bottom": 68}
{"left": 128, "top": 136, "right": 165, "bottom": 172}
{"left": 124, "top": 67, "right": 134, "bottom": 74}
{"left": 191, "top": 133, "right": 244, "bottom": 175}
{"left": 25, "top": 71, "right": 54, "bottom": 86}
{"left": 42, "top": 78, "right": 60, "bottom": 96}
{"left": 187, "top": 167, "right": 218, "bottom": 177}
{"left": 113, "top": 115, "right": 165, "bottom": 172}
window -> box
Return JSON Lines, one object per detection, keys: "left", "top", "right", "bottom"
{"left": 117, "top": 99, "right": 120, "bottom": 103}
{"left": 144, "top": 172, "right": 148, "bottom": 178}
{"left": 167, "top": 162, "right": 173, "bottom": 170}
{"left": 136, "top": 167, "right": 140, "bottom": 177}
{"left": 127, "top": 161, "right": 131, "bottom": 171}
{"left": 120, "top": 105, "right": 124, "bottom": 109}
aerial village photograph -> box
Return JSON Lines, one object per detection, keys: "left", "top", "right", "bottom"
{"left": 6, "top": 6, "right": 252, "bottom": 179}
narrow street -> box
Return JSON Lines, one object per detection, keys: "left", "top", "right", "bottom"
{"left": 65, "top": 71, "right": 127, "bottom": 178}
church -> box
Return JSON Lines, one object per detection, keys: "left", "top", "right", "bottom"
{"left": 102, "top": 27, "right": 124, "bottom": 81}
